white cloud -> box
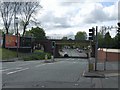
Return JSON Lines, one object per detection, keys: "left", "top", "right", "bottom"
{"left": 0, "top": 0, "right": 119, "bottom": 38}
{"left": 37, "top": 0, "right": 118, "bottom": 38}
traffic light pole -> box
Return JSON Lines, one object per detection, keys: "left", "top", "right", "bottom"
{"left": 52, "top": 41, "right": 56, "bottom": 62}
{"left": 95, "top": 26, "right": 98, "bottom": 71}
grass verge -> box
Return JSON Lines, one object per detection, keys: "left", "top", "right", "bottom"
{"left": 1, "top": 48, "right": 28, "bottom": 60}
{"left": 0, "top": 48, "right": 52, "bottom": 61}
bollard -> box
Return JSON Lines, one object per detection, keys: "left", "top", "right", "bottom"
{"left": 88, "top": 52, "right": 94, "bottom": 72}
{"left": 45, "top": 54, "right": 48, "bottom": 60}
{"left": 88, "top": 58, "right": 94, "bottom": 72}
{"left": 51, "top": 55, "right": 54, "bottom": 62}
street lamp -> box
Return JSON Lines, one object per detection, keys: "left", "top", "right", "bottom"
{"left": 15, "top": 17, "right": 19, "bottom": 58}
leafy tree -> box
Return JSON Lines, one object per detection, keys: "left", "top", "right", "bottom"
{"left": 104, "top": 32, "right": 112, "bottom": 48}
{"left": 0, "top": 30, "right": 4, "bottom": 36}
{"left": 25, "top": 31, "right": 33, "bottom": 37}
{"left": 62, "top": 36, "right": 67, "bottom": 40}
{"left": 25, "top": 27, "right": 46, "bottom": 40}
{"left": 98, "top": 32, "right": 104, "bottom": 48}
{"left": 113, "top": 33, "right": 120, "bottom": 49}
{"left": 75, "top": 31, "right": 87, "bottom": 40}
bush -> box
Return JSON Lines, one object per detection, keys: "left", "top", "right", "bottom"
{"left": 23, "top": 50, "right": 51, "bottom": 61}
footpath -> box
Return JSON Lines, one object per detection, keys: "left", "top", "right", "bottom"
{"left": 83, "top": 60, "right": 119, "bottom": 88}
{"left": 0, "top": 58, "right": 21, "bottom": 62}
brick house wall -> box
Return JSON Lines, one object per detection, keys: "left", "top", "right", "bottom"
{"left": 98, "top": 48, "right": 120, "bottom": 62}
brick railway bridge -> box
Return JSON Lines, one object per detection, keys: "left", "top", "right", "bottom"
{"left": 34, "top": 39, "right": 95, "bottom": 58}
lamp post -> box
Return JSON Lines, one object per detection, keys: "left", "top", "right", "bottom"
{"left": 15, "top": 17, "right": 19, "bottom": 58}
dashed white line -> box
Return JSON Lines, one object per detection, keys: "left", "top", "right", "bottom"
{"left": 82, "top": 70, "right": 86, "bottom": 76}
{"left": 7, "top": 68, "right": 29, "bottom": 75}
{"left": 73, "top": 62, "right": 77, "bottom": 63}
{"left": 35, "top": 63, "right": 55, "bottom": 67}
{"left": 1, "top": 67, "right": 7, "bottom": 69}
{"left": 0, "top": 67, "right": 22, "bottom": 72}
{"left": 18, "top": 63, "right": 30, "bottom": 67}
{"left": 35, "top": 64, "right": 46, "bottom": 67}
{"left": 47, "top": 63, "right": 54, "bottom": 65}
{"left": 105, "top": 73, "right": 120, "bottom": 77}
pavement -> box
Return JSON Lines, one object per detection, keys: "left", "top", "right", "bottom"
{"left": 0, "top": 58, "right": 22, "bottom": 62}
{"left": 83, "top": 60, "right": 119, "bottom": 88}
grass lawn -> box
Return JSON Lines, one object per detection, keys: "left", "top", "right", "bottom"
{"left": 0, "top": 48, "right": 29, "bottom": 60}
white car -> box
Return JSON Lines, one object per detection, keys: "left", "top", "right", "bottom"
{"left": 64, "top": 52, "right": 69, "bottom": 57}
{"left": 76, "top": 48, "right": 83, "bottom": 53}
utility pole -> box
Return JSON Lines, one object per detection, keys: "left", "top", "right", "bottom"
{"left": 15, "top": 17, "right": 19, "bottom": 58}
{"left": 52, "top": 41, "right": 56, "bottom": 62}
{"left": 117, "top": 22, "right": 120, "bottom": 49}
{"left": 95, "top": 26, "right": 98, "bottom": 71}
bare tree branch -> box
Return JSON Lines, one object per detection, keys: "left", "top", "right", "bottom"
{"left": 20, "top": 2, "right": 41, "bottom": 36}
{"left": 0, "top": 2, "right": 15, "bottom": 34}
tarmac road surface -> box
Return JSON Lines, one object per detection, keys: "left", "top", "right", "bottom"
{"left": 1, "top": 58, "right": 119, "bottom": 88}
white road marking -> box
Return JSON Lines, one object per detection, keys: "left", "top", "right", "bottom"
{"left": 105, "top": 73, "right": 120, "bottom": 77}
{"left": 35, "top": 64, "right": 46, "bottom": 67}
{"left": 0, "top": 67, "right": 22, "bottom": 72}
{"left": 0, "top": 67, "right": 6, "bottom": 70}
{"left": 0, "top": 69, "right": 11, "bottom": 72}
{"left": 7, "top": 68, "right": 29, "bottom": 75}
{"left": 47, "top": 63, "right": 54, "bottom": 65}
{"left": 73, "top": 62, "right": 77, "bottom": 63}
{"left": 18, "top": 63, "right": 30, "bottom": 67}
{"left": 66, "top": 59, "right": 70, "bottom": 60}
{"left": 82, "top": 70, "right": 86, "bottom": 76}
{"left": 35, "top": 63, "right": 55, "bottom": 67}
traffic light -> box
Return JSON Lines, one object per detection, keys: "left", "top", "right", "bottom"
{"left": 52, "top": 41, "right": 56, "bottom": 48}
{"left": 117, "top": 22, "right": 120, "bottom": 34}
{"left": 89, "top": 27, "right": 95, "bottom": 40}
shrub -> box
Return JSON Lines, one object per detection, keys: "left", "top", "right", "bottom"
{"left": 23, "top": 50, "right": 51, "bottom": 61}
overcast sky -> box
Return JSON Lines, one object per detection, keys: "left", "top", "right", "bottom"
{"left": 0, "top": 0, "right": 119, "bottom": 39}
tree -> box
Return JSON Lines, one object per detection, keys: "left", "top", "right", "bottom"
{"left": 13, "top": 2, "right": 22, "bottom": 34}
{"left": 0, "top": 29, "right": 4, "bottom": 36}
{"left": 62, "top": 36, "right": 67, "bottom": 40}
{"left": 113, "top": 33, "right": 120, "bottom": 49}
{"left": 0, "top": 2, "right": 15, "bottom": 34}
{"left": 75, "top": 31, "right": 87, "bottom": 40}
{"left": 104, "top": 32, "right": 112, "bottom": 48}
{"left": 25, "top": 27, "right": 46, "bottom": 40}
{"left": 98, "top": 32, "right": 104, "bottom": 48}
{"left": 20, "top": 2, "right": 41, "bottom": 36}
{"left": 24, "top": 30, "right": 33, "bottom": 37}
{"left": 0, "top": 2, "right": 41, "bottom": 35}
